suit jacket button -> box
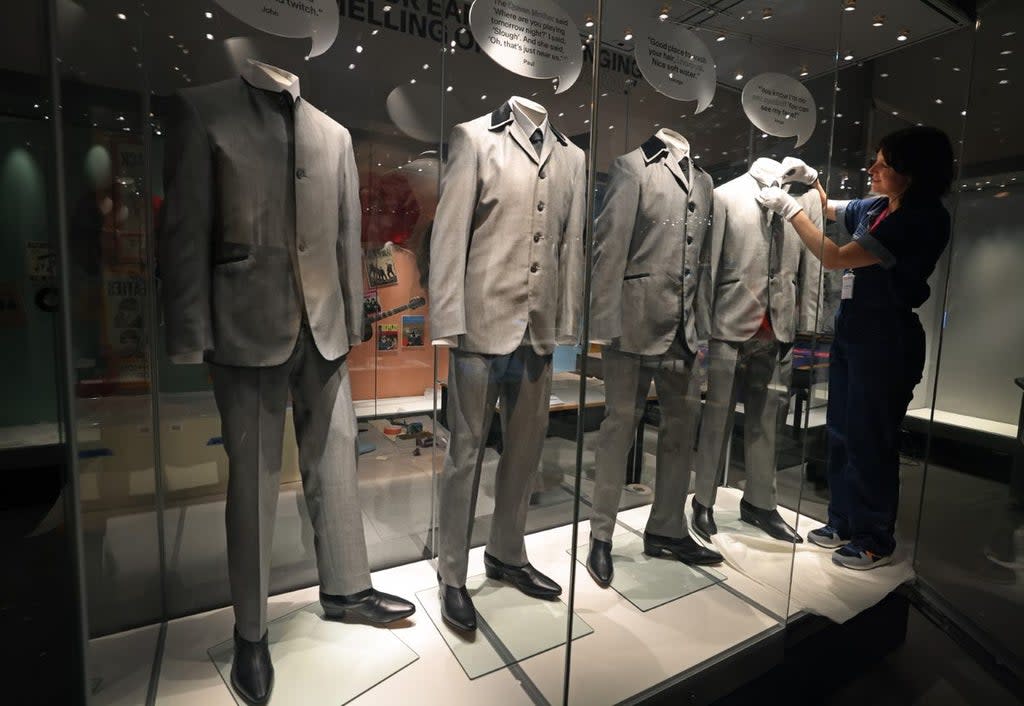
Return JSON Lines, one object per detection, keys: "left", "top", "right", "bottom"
{"left": 537, "top": 202, "right": 545, "bottom": 212}
{"left": 296, "top": 168, "right": 306, "bottom": 179}
{"left": 534, "top": 233, "right": 542, "bottom": 242}
{"left": 685, "top": 268, "right": 691, "bottom": 277}
{"left": 688, "top": 202, "right": 696, "bottom": 212}
{"left": 530, "top": 263, "right": 539, "bottom": 273}
{"left": 299, "top": 242, "right": 307, "bottom": 252}
{"left": 539, "top": 169, "right": 547, "bottom": 179}
{"left": 686, "top": 236, "right": 693, "bottom": 245}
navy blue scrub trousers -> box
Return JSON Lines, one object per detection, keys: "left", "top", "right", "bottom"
{"left": 825, "top": 306, "right": 926, "bottom": 556}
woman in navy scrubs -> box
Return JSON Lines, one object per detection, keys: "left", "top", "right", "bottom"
{"left": 758, "top": 126, "right": 954, "bottom": 570}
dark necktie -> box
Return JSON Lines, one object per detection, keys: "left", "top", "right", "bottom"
{"left": 530, "top": 128, "right": 544, "bottom": 156}
{"left": 678, "top": 156, "right": 691, "bottom": 190}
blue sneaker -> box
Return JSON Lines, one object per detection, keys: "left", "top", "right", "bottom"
{"left": 807, "top": 525, "right": 849, "bottom": 549}
{"left": 832, "top": 544, "right": 892, "bottom": 570}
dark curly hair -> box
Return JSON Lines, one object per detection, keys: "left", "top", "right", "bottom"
{"left": 876, "top": 126, "right": 955, "bottom": 202}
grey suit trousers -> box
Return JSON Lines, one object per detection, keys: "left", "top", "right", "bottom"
{"left": 438, "top": 346, "right": 552, "bottom": 587}
{"left": 210, "top": 324, "right": 371, "bottom": 641}
{"left": 590, "top": 341, "right": 701, "bottom": 542}
{"left": 694, "top": 335, "right": 792, "bottom": 511}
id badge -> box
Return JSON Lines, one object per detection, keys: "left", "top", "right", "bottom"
{"left": 841, "top": 271, "right": 855, "bottom": 300}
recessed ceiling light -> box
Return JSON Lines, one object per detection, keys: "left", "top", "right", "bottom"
{"left": 423, "top": 63, "right": 429, "bottom": 69}
{"left": 383, "top": 3, "right": 392, "bottom": 11}
{"left": 935, "top": 98, "right": 943, "bottom": 104}
{"left": 348, "top": 63, "right": 355, "bottom": 69}
{"left": 206, "top": 33, "right": 214, "bottom": 40}
{"left": 409, "top": 78, "right": 416, "bottom": 84}
{"left": 205, "top": 11, "right": 213, "bottom": 19}
{"left": 762, "top": 8, "right": 773, "bottom": 20}
{"left": 961, "top": 110, "right": 967, "bottom": 116}
{"left": 880, "top": 72, "right": 889, "bottom": 78}
{"left": 999, "top": 79, "right": 1010, "bottom": 85}
{"left": 843, "top": 51, "right": 854, "bottom": 61}
{"left": 1003, "top": 31, "right": 1015, "bottom": 37}
{"left": 716, "top": 34, "right": 726, "bottom": 42}
{"left": 735, "top": 72, "right": 744, "bottom": 80}
{"left": 446, "top": 85, "right": 453, "bottom": 92}
{"left": 659, "top": 6, "right": 669, "bottom": 21}
{"left": 481, "top": 94, "right": 487, "bottom": 100}
{"left": 356, "top": 45, "right": 363, "bottom": 53}
{"left": 116, "top": 12, "right": 126, "bottom": 20}
{"left": 372, "top": 29, "right": 379, "bottom": 35}
{"left": 1001, "top": 49, "right": 1013, "bottom": 55}
{"left": 998, "top": 66, "right": 1008, "bottom": 71}
{"left": 843, "top": 0, "right": 856, "bottom": 11}
{"left": 584, "top": 15, "right": 594, "bottom": 28}
{"left": 896, "top": 29, "right": 909, "bottom": 41}
{"left": 624, "top": 29, "right": 634, "bottom": 41}
{"left": 872, "top": 14, "right": 885, "bottom": 27}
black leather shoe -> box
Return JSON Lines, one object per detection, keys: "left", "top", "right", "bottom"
{"left": 740, "top": 500, "right": 804, "bottom": 543}
{"left": 643, "top": 532, "right": 723, "bottom": 566}
{"left": 231, "top": 627, "right": 273, "bottom": 705}
{"left": 483, "top": 552, "right": 562, "bottom": 599}
{"left": 439, "top": 581, "right": 477, "bottom": 632}
{"left": 321, "top": 588, "right": 416, "bottom": 625}
{"left": 587, "top": 536, "right": 614, "bottom": 588}
{"left": 691, "top": 498, "right": 717, "bottom": 542}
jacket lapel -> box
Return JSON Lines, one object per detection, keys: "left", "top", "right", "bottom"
{"left": 539, "top": 125, "right": 567, "bottom": 170}
{"left": 663, "top": 158, "right": 689, "bottom": 194}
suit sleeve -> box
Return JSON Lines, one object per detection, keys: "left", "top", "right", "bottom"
{"left": 589, "top": 156, "right": 638, "bottom": 343}
{"left": 796, "top": 192, "right": 824, "bottom": 332}
{"left": 693, "top": 178, "right": 714, "bottom": 342}
{"left": 556, "top": 150, "right": 586, "bottom": 345}
{"left": 337, "top": 128, "right": 365, "bottom": 346}
{"left": 159, "top": 92, "right": 213, "bottom": 364}
{"left": 429, "top": 124, "right": 476, "bottom": 341}
{"left": 697, "top": 189, "right": 726, "bottom": 340}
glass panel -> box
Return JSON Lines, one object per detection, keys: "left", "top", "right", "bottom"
{"left": 567, "top": 1, "right": 840, "bottom": 701}
{"left": 1, "top": 3, "right": 88, "bottom": 704}
{"left": 916, "top": 0, "right": 1024, "bottom": 674}
{"left": 793, "top": 1, "right": 973, "bottom": 624}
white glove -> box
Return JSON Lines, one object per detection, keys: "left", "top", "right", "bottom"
{"left": 780, "top": 157, "right": 818, "bottom": 186}
{"left": 757, "top": 186, "right": 803, "bottom": 221}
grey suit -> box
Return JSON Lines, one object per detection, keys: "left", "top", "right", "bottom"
{"left": 694, "top": 160, "right": 824, "bottom": 510}
{"left": 431, "top": 102, "right": 585, "bottom": 587}
{"left": 160, "top": 76, "right": 369, "bottom": 641}
{"left": 589, "top": 134, "right": 713, "bottom": 541}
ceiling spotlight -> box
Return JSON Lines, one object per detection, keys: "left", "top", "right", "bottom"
{"left": 584, "top": 15, "right": 594, "bottom": 28}
{"left": 116, "top": 11, "right": 126, "bottom": 20}
{"left": 348, "top": 63, "right": 355, "bottom": 70}
{"left": 716, "top": 34, "right": 726, "bottom": 42}
{"left": 205, "top": 33, "right": 214, "bottom": 40}
{"left": 762, "top": 7, "right": 773, "bottom": 20}
{"left": 843, "top": 0, "right": 856, "bottom": 11}
{"left": 372, "top": 29, "right": 379, "bottom": 35}
{"left": 383, "top": 3, "right": 392, "bottom": 12}
{"left": 843, "top": 51, "right": 854, "bottom": 60}
{"left": 872, "top": 14, "right": 885, "bottom": 27}
{"left": 799, "top": 66, "right": 809, "bottom": 77}
{"left": 659, "top": 6, "right": 669, "bottom": 21}
{"left": 935, "top": 98, "right": 943, "bottom": 104}
{"left": 423, "top": 63, "right": 429, "bottom": 69}
{"left": 896, "top": 29, "right": 909, "bottom": 41}
{"left": 624, "top": 29, "right": 634, "bottom": 41}
{"left": 446, "top": 85, "right": 453, "bottom": 91}
{"left": 409, "top": 78, "right": 416, "bottom": 84}
{"left": 480, "top": 94, "right": 487, "bottom": 100}
{"left": 1001, "top": 49, "right": 1013, "bottom": 55}
{"left": 205, "top": 11, "right": 213, "bottom": 19}
{"left": 735, "top": 72, "right": 744, "bottom": 80}
{"left": 999, "top": 79, "right": 1010, "bottom": 85}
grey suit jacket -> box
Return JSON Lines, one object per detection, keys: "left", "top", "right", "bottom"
{"left": 704, "top": 159, "right": 823, "bottom": 344}
{"left": 590, "top": 134, "right": 714, "bottom": 356}
{"left": 429, "top": 102, "right": 585, "bottom": 356}
{"left": 159, "top": 77, "right": 363, "bottom": 367}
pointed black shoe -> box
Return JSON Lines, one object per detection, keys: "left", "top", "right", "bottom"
{"left": 587, "top": 537, "right": 614, "bottom": 588}
{"left": 438, "top": 581, "right": 477, "bottom": 632}
{"left": 643, "top": 532, "right": 723, "bottom": 566}
{"left": 483, "top": 552, "right": 562, "bottom": 599}
{"left": 321, "top": 588, "right": 416, "bottom": 625}
{"left": 231, "top": 627, "right": 273, "bottom": 706}
{"left": 691, "top": 498, "right": 717, "bottom": 542}
{"left": 740, "top": 500, "right": 804, "bottom": 543}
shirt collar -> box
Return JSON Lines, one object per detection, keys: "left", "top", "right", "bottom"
{"left": 748, "top": 157, "right": 783, "bottom": 187}
{"left": 242, "top": 59, "right": 300, "bottom": 102}
{"left": 655, "top": 128, "right": 690, "bottom": 162}
{"left": 488, "top": 100, "right": 568, "bottom": 145}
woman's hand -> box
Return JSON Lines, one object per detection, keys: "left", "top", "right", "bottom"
{"left": 756, "top": 186, "right": 804, "bottom": 220}
{"left": 780, "top": 157, "right": 818, "bottom": 186}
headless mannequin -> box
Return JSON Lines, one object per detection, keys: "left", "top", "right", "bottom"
{"left": 242, "top": 58, "right": 300, "bottom": 101}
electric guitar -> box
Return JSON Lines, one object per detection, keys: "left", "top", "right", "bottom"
{"left": 362, "top": 296, "right": 426, "bottom": 342}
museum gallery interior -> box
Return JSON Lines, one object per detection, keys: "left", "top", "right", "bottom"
{"left": 1, "top": 0, "right": 1022, "bottom": 704}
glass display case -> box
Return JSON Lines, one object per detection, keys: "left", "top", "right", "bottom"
{"left": 2, "top": 1, "right": 1021, "bottom": 705}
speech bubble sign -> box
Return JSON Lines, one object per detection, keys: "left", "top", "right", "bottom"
{"left": 469, "top": 0, "right": 583, "bottom": 94}
{"left": 741, "top": 73, "right": 817, "bottom": 148}
{"left": 213, "top": 0, "right": 339, "bottom": 59}
{"left": 634, "top": 18, "right": 716, "bottom": 112}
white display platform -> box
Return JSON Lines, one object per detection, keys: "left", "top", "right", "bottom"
{"left": 208, "top": 603, "right": 417, "bottom": 705}
{"left": 906, "top": 407, "right": 1018, "bottom": 439}
{"left": 416, "top": 574, "right": 592, "bottom": 680}
{"left": 570, "top": 530, "right": 724, "bottom": 612}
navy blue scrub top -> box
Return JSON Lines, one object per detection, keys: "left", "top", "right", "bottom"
{"left": 833, "top": 196, "right": 951, "bottom": 314}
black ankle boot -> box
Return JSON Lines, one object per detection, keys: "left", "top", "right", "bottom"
{"left": 231, "top": 627, "right": 273, "bottom": 705}
{"left": 587, "top": 536, "right": 614, "bottom": 588}
{"left": 691, "top": 498, "right": 717, "bottom": 542}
